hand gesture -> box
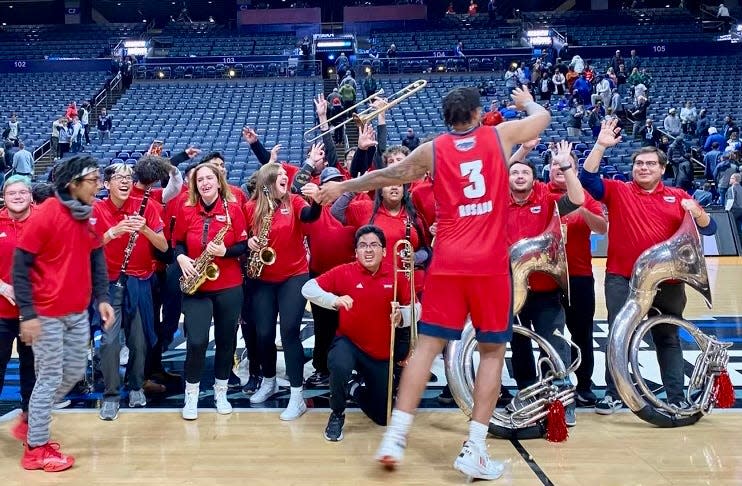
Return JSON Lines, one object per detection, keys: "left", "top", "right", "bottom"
{"left": 429, "top": 222, "right": 437, "bottom": 236}
{"left": 0, "top": 282, "right": 15, "bottom": 306}
{"left": 269, "top": 144, "right": 282, "bottom": 164}
{"left": 334, "top": 295, "right": 354, "bottom": 311}
{"left": 391, "top": 302, "right": 402, "bottom": 327}
{"left": 247, "top": 236, "right": 261, "bottom": 252}
{"left": 127, "top": 214, "right": 147, "bottom": 232}
{"left": 314, "top": 94, "right": 328, "bottom": 118}
{"left": 242, "top": 126, "right": 259, "bottom": 144}
{"left": 20, "top": 318, "right": 41, "bottom": 345}
{"left": 511, "top": 85, "right": 535, "bottom": 111}
{"left": 358, "top": 124, "right": 378, "bottom": 150}
{"left": 370, "top": 96, "right": 389, "bottom": 123}
{"left": 185, "top": 146, "right": 201, "bottom": 159}
{"left": 309, "top": 142, "right": 325, "bottom": 165}
{"left": 177, "top": 254, "right": 198, "bottom": 279}
{"left": 301, "top": 182, "right": 321, "bottom": 202}
{"left": 113, "top": 218, "right": 138, "bottom": 237}
{"left": 99, "top": 302, "right": 115, "bottom": 331}
{"left": 681, "top": 198, "right": 704, "bottom": 218}
{"left": 552, "top": 140, "right": 574, "bottom": 170}
{"left": 317, "top": 181, "right": 345, "bottom": 205}
{"left": 596, "top": 118, "right": 622, "bottom": 148}
{"left": 206, "top": 241, "right": 227, "bottom": 257}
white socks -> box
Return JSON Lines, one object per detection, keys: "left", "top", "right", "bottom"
{"left": 387, "top": 409, "right": 414, "bottom": 440}
{"left": 468, "top": 420, "right": 488, "bottom": 450}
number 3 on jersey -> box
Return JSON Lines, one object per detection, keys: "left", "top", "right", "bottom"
{"left": 460, "top": 160, "right": 486, "bottom": 199}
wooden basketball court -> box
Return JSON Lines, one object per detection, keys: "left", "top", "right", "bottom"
{"left": 1, "top": 257, "right": 741, "bottom": 485}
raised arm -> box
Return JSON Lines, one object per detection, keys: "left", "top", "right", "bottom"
{"left": 495, "top": 86, "right": 551, "bottom": 158}
{"left": 579, "top": 118, "right": 622, "bottom": 200}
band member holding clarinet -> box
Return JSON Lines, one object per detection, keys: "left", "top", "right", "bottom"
{"left": 92, "top": 163, "right": 167, "bottom": 420}
{"left": 302, "top": 225, "right": 409, "bottom": 441}
{"left": 0, "top": 176, "right": 36, "bottom": 442}
{"left": 317, "top": 86, "right": 551, "bottom": 481}
{"left": 14, "top": 156, "right": 115, "bottom": 472}
{"left": 243, "top": 162, "right": 322, "bottom": 421}
{"left": 174, "top": 162, "right": 248, "bottom": 420}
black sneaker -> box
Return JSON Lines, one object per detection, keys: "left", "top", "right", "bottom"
{"left": 345, "top": 372, "right": 363, "bottom": 404}
{"left": 305, "top": 371, "right": 330, "bottom": 387}
{"left": 576, "top": 389, "right": 598, "bottom": 407}
{"left": 437, "top": 385, "right": 454, "bottom": 405}
{"left": 242, "top": 375, "right": 263, "bottom": 396}
{"left": 324, "top": 412, "right": 345, "bottom": 442}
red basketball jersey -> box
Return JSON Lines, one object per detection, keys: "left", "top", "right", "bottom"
{"left": 429, "top": 126, "right": 510, "bottom": 276}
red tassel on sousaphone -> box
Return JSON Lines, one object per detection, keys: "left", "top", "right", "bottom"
{"left": 545, "top": 400, "right": 568, "bottom": 442}
{"left": 713, "top": 370, "right": 735, "bottom": 408}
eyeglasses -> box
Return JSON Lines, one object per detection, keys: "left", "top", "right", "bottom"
{"left": 109, "top": 175, "right": 133, "bottom": 183}
{"left": 4, "top": 190, "right": 30, "bottom": 198}
{"left": 633, "top": 160, "right": 660, "bottom": 168}
{"left": 357, "top": 242, "right": 383, "bottom": 251}
{"left": 80, "top": 176, "right": 101, "bottom": 185}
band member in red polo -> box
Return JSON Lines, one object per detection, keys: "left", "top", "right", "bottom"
{"left": 174, "top": 163, "right": 248, "bottom": 420}
{"left": 92, "top": 163, "right": 167, "bottom": 420}
{"left": 0, "top": 176, "right": 36, "bottom": 441}
{"left": 14, "top": 156, "right": 114, "bottom": 472}
{"left": 579, "top": 119, "right": 717, "bottom": 414}
{"left": 506, "top": 141, "right": 585, "bottom": 426}
{"left": 317, "top": 85, "right": 551, "bottom": 481}
{"left": 302, "top": 225, "right": 410, "bottom": 441}
{"left": 546, "top": 145, "right": 607, "bottom": 406}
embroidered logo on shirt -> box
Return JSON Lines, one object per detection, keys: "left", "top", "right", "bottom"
{"left": 0, "top": 232, "right": 6, "bottom": 238}
{"left": 280, "top": 208, "right": 290, "bottom": 215}
{"left": 356, "top": 283, "right": 364, "bottom": 289}
{"left": 216, "top": 215, "right": 227, "bottom": 222}
{"left": 89, "top": 218, "right": 97, "bottom": 225}
{"left": 663, "top": 196, "right": 676, "bottom": 203}
{"left": 383, "top": 284, "right": 393, "bottom": 289}
{"left": 454, "top": 137, "right": 476, "bottom": 152}
{"left": 530, "top": 206, "right": 542, "bottom": 214}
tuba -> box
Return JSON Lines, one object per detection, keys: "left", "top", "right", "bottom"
{"left": 445, "top": 208, "right": 581, "bottom": 439}
{"left": 607, "top": 211, "right": 731, "bottom": 427}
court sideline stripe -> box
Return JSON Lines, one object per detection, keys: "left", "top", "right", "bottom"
{"left": 510, "top": 439, "right": 554, "bottom": 486}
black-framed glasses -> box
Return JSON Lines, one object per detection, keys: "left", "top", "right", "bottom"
{"left": 357, "top": 242, "right": 383, "bottom": 251}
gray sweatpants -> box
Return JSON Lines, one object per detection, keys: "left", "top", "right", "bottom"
{"left": 28, "top": 312, "right": 89, "bottom": 447}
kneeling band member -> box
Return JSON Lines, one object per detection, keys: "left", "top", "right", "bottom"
{"left": 302, "top": 225, "right": 410, "bottom": 441}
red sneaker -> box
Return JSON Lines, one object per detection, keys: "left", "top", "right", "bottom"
{"left": 11, "top": 413, "right": 28, "bottom": 441}
{"left": 21, "top": 442, "right": 75, "bottom": 472}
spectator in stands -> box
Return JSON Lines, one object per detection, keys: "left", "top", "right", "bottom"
{"left": 0, "top": 148, "right": 5, "bottom": 186}
{"left": 481, "top": 101, "right": 504, "bottom": 126}
{"left": 455, "top": 41, "right": 465, "bottom": 58}
{"left": 362, "top": 70, "right": 379, "bottom": 99}
{"left": 582, "top": 63, "right": 595, "bottom": 85}
{"left": 704, "top": 126, "right": 726, "bottom": 152}
{"left": 572, "top": 73, "right": 591, "bottom": 106}
{"left": 565, "top": 66, "right": 578, "bottom": 92}
{"left": 696, "top": 109, "right": 711, "bottom": 146}
{"left": 504, "top": 64, "right": 519, "bottom": 95}
{"left": 58, "top": 120, "right": 72, "bottom": 157}
{"left": 638, "top": 119, "right": 660, "bottom": 147}
{"left": 537, "top": 73, "right": 554, "bottom": 102}
{"left": 97, "top": 108, "right": 112, "bottom": 141}
{"left": 693, "top": 182, "right": 714, "bottom": 207}
{"left": 669, "top": 137, "right": 693, "bottom": 192}
{"left": 663, "top": 108, "right": 682, "bottom": 138}
{"left": 12, "top": 142, "right": 34, "bottom": 178}
{"left": 569, "top": 55, "right": 585, "bottom": 74}
{"left": 367, "top": 47, "right": 379, "bottom": 60}
{"left": 679, "top": 101, "right": 697, "bottom": 136}
{"left": 629, "top": 95, "right": 649, "bottom": 138}
{"left": 386, "top": 44, "right": 398, "bottom": 58}
{"left": 608, "top": 89, "right": 622, "bottom": 117}
{"left": 446, "top": 2, "right": 455, "bottom": 14}
{"left": 725, "top": 173, "right": 742, "bottom": 233}
{"left": 727, "top": 131, "right": 741, "bottom": 153}
{"left": 468, "top": 0, "right": 478, "bottom": 16}
{"left": 658, "top": 134, "right": 671, "bottom": 155}
{"left": 516, "top": 62, "right": 529, "bottom": 88}
{"left": 567, "top": 103, "right": 584, "bottom": 138}
{"left": 605, "top": 67, "right": 618, "bottom": 89}
{"left": 402, "top": 128, "right": 420, "bottom": 152}
{"left": 593, "top": 75, "right": 612, "bottom": 108}
{"left": 70, "top": 116, "right": 83, "bottom": 153}
{"left": 5, "top": 113, "right": 20, "bottom": 147}
{"left": 611, "top": 50, "right": 624, "bottom": 74}
{"left": 716, "top": 150, "right": 738, "bottom": 203}
{"left": 487, "top": 0, "right": 497, "bottom": 23}
{"left": 722, "top": 115, "right": 737, "bottom": 140}
{"left": 50, "top": 117, "right": 66, "bottom": 160}
{"left": 80, "top": 102, "right": 91, "bottom": 145}
{"left": 627, "top": 67, "right": 643, "bottom": 88}
{"left": 626, "top": 49, "right": 640, "bottom": 72}
{"left": 552, "top": 70, "right": 566, "bottom": 95}
{"left": 704, "top": 142, "right": 723, "bottom": 180}
{"left": 65, "top": 101, "right": 78, "bottom": 120}
{"left": 616, "top": 64, "right": 627, "bottom": 95}
{"left": 336, "top": 52, "right": 350, "bottom": 79}
{"left": 340, "top": 70, "right": 357, "bottom": 92}
{"left": 587, "top": 102, "right": 604, "bottom": 138}
{"left": 717, "top": 3, "right": 731, "bottom": 29}
{"left": 338, "top": 80, "right": 357, "bottom": 112}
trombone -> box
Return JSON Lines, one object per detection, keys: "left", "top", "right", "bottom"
{"left": 304, "top": 79, "right": 428, "bottom": 143}
{"left": 387, "top": 237, "right": 418, "bottom": 423}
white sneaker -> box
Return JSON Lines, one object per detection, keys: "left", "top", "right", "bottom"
{"left": 279, "top": 395, "right": 307, "bottom": 421}
{"left": 250, "top": 378, "right": 279, "bottom": 404}
{"left": 374, "top": 431, "right": 407, "bottom": 469}
{"left": 233, "top": 353, "right": 250, "bottom": 387}
{"left": 453, "top": 440, "right": 505, "bottom": 481}
{"left": 119, "top": 346, "right": 130, "bottom": 366}
{"left": 182, "top": 389, "right": 199, "bottom": 420}
{"left": 214, "top": 384, "right": 233, "bottom": 415}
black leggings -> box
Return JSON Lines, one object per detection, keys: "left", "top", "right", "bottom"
{"left": 182, "top": 286, "right": 242, "bottom": 384}
{"left": 240, "top": 278, "right": 261, "bottom": 377}
{"left": 252, "top": 274, "right": 309, "bottom": 388}
{"left": 0, "top": 317, "right": 35, "bottom": 412}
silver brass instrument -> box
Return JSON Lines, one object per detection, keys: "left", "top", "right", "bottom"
{"left": 246, "top": 187, "right": 277, "bottom": 279}
{"left": 607, "top": 211, "right": 731, "bottom": 427}
{"left": 179, "top": 198, "right": 231, "bottom": 295}
{"left": 303, "top": 80, "right": 427, "bottom": 143}
{"left": 445, "top": 208, "right": 581, "bottom": 439}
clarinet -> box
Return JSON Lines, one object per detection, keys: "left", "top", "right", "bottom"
{"left": 114, "top": 187, "right": 151, "bottom": 288}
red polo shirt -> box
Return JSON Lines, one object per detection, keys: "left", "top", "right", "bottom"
{"left": 244, "top": 194, "right": 310, "bottom": 282}
{"left": 17, "top": 198, "right": 102, "bottom": 317}
{"left": 316, "top": 261, "right": 410, "bottom": 360}
{"left": 130, "top": 185, "right": 164, "bottom": 206}
{"left": 506, "top": 182, "right": 559, "bottom": 292}
{"left": 0, "top": 207, "right": 34, "bottom": 318}
{"left": 92, "top": 196, "right": 164, "bottom": 281}
{"left": 410, "top": 178, "right": 436, "bottom": 233}
{"left": 601, "top": 180, "right": 689, "bottom": 278}
{"left": 173, "top": 200, "right": 247, "bottom": 292}
{"left": 302, "top": 206, "right": 356, "bottom": 275}
{"left": 546, "top": 182, "right": 604, "bottom": 277}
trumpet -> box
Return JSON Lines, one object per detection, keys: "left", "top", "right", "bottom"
{"left": 386, "top": 237, "right": 417, "bottom": 423}
{"left": 304, "top": 79, "right": 427, "bottom": 143}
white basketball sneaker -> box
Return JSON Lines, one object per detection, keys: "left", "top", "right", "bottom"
{"left": 453, "top": 440, "right": 505, "bottom": 481}
{"left": 374, "top": 431, "right": 407, "bottom": 469}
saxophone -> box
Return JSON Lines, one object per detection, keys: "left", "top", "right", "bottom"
{"left": 179, "top": 198, "right": 232, "bottom": 295}
{"left": 246, "top": 187, "right": 277, "bottom": 279}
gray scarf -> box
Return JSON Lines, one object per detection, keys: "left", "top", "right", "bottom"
{"left": 55, "top": 190, "right": 93, "bottom": 221}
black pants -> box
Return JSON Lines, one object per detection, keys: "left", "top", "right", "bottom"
{"left": 0, "top": 317, "right": 35, "bottom": 412}
{"left": 328, "top": 336, "right": 388, "bottom": 426}
{"left": 310, "top": 302, "right": 339, "bottom": 375}
{"left": 252, "top": 274, "right": 309, "bottom": 388}
{"left": 604, "top": 274, "right": 686, "bottom": 403}
{"left": 239, "top": 278, "right": 261, "bottom": 376}
{"left": 182, "top": 286, "right": 242, "bottom": 384}
{"left": 562, "top": 275, "right": 596, "bottom": 393}
{"left": 147, "top": 265, "right": 182, "bottom": 376}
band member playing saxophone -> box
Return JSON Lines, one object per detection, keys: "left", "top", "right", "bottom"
{"left": 579, "top": 119, "right": 717, "bottom": 414}
{"left": 302, "top": 225, "right": 410, "bottom": 441}
{"left": 92, "top": 163, "right": 168, "bottom": 420}
{"left": 243, "top": 162, "right": 322, "bottom": 421}
{"left": 174, "top": 163, "right": 248, "bottom": 420}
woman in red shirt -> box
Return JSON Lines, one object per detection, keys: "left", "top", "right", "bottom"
{"left": 243, "top": 162, "right": 322, "bottom": 421}
{"left": 0, "top": 176, "right": 36, "bottom": 441}
{"left": 174, "top": 163, "right": 247, "bottom": 421}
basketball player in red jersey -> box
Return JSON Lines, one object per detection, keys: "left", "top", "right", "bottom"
{"left": 317, "top": 85, "right": 551, "bottom": 481}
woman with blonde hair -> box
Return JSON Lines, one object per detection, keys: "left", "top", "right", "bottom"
{"left": 243, "top": 162, "right": 322, "bottom": 420}
{"left": 173, "top": 162, "right": 248, "bottom": 420}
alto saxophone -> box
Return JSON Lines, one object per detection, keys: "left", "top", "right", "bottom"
{"left": 246, "top": 187, "right": 276, "bottom": 279}
{"left": 179, "top": 198, "right": 232, "bottom": 295}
